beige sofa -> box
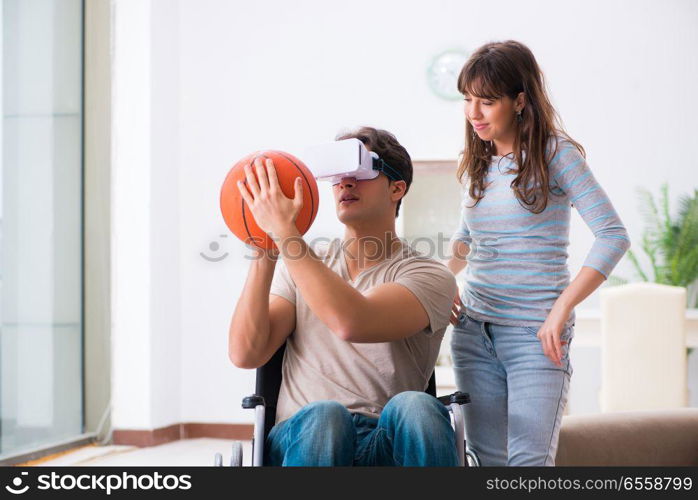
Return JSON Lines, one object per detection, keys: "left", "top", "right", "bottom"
{"left": 555, "top": 408, "right": 698, "bottom": 466}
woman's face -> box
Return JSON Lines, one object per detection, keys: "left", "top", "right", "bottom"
{"left": 464, "top": 93, "right": 520, "bottom": 147}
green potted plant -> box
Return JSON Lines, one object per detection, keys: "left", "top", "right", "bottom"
{"left": 610, "top": 184, "right": 698, "bottom": 304}
{"left": 610, "top": 183, "right": 698, "bottom": 353}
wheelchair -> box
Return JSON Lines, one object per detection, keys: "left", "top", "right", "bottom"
{"left": 216, "top": 343, "right": 481, "bottom": 466}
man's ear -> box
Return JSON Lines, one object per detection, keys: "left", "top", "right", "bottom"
{"left": 390, "top": 180, "right": 407, "bottom": 202}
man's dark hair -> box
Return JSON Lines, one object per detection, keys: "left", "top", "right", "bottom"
{"left": 335, "top": 126, "right": 413, "bottom": 218}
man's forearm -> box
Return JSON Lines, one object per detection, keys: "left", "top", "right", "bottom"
{"left": 276, "top": 227, "right": 369, "bottom": 340}
{"left": 228, "top": 254, "right": 277, "bottom": 365}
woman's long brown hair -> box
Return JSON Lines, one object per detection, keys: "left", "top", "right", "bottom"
{"left": 456, "top": 40, "right": 585, "bottom": 213}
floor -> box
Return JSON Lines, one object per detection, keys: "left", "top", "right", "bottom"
{"left": 25, "top": 387, "right": 457, "bottom": 467}
{"left": 29, "top": 439, "right": 254, "bottom": 467}
{"left": 27, "top": 384, "right": 458, "bottom": 466}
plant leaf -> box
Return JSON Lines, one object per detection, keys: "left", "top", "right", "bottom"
{"left": 607, "top": 275, "right": 629, "bottom": 287}
{"left": 626, "top": 248, "right": 649, "bottom": 282}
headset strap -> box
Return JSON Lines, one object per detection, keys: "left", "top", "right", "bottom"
{"left": 371, "top": 157, "right": 403, "bottom": 182}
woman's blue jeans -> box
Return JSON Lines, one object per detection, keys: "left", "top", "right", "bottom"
{"left": 450, "top": 312, "right": 573, "bottom": 466}
{"left": 264, "top": 391, "right": 459, "bottom": 466}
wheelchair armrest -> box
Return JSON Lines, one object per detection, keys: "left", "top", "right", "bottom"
{"left": 242, "top": 394, "right": 266, "bottom": 409}
{"left": 437, "top": 391, "right": 471, "bottom": 406}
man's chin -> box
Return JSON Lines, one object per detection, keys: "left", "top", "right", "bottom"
{"left": 336, "top": 208, "right": 363, "bottom": 225}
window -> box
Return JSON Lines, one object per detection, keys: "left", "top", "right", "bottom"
{"left": 0, "top": 0, "right": 84, "bottom": 459}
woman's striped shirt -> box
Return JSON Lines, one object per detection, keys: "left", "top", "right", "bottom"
{"left": 452, "top": 136, "right": 630, "bottom": 328}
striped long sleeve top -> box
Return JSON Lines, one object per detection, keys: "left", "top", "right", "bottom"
{"left": 452, "top": 136, "right": 630, "bottom": 328}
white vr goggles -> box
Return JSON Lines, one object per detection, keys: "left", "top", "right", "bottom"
{"left": 301, "top": 138, "right": 403, "bottom": 185}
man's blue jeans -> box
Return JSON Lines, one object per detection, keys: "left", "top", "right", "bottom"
{"left": 450, "top": 312, "right": 573, "bottom": 466}
{"left": 264, "top": 391, "right": 459, "bottom": 466}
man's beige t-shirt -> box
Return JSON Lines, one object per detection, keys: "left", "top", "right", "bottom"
{"left": 269, "top": 238, "right": 457, "bottom": 425}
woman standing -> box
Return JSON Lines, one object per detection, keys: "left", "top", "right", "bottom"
{"left": 447, "top": 40, "right": 630, "bottom": 466}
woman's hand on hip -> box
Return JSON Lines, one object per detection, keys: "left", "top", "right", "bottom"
{"left": 537, "top": 302, "right": 571, "bottom": 366}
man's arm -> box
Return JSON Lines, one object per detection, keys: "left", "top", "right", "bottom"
{"left": 276, "top": 225, "right": 460, "bottom": 343}
{"left": 228, "top": 252, "right": 296, "bottom": 369}
{"left": 237, "top": 157, "right": 451, "bottom": 343}
{"left": 278, "top": 230, "right": 431, "bottom": 342}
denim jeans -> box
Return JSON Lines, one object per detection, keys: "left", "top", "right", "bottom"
{"left": 264, "top": 391, "right": 459, "bottom": 466}
{"left": 450, "top": 313, "right": 573, "bottom": 466}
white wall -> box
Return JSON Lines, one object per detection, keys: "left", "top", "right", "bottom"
{"left": 111, "top": 0, "right": 698, "bottom": 428}
{"left": 111, "top": 0, "right": 183, "bottom": 430}
{"left": 111, "top": 0, "right": 155, "bottom": 429}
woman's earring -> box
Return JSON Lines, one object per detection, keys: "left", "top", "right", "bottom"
{"left": 516, "top": 109, "right": 523, "bottom": 123}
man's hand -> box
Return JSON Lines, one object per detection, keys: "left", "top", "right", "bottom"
{"left": 237, "top": 157, "right": 304, "bottom": 239}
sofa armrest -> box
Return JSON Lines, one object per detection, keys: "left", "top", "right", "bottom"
{"left": 556, "top": 409, "right": 698, "bottom": 466}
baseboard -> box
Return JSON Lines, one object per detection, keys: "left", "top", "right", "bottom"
{"left": 112, "top": 423, "right": 254, "bottom": 447}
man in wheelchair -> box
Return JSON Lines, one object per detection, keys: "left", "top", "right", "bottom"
{"left": 229, "top": 127, "right": 459, "bottom": 466}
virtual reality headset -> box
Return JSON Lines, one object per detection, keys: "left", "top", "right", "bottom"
{"left": 302, "top": 138, "right": 403, "bottom": 185}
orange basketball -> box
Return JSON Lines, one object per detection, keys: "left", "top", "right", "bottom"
{"left": 220, "top": 150, "right": 319, "bottom": 250}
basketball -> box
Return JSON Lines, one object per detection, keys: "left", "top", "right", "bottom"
{"left": 220, "top": 150, "right": 319, "bottom": 250}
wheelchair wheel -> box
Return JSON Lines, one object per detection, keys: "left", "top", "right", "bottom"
{"left": 465, "top": 448, "right": 481, "bottom": 467}
{"left": 230, "top": 441, "right": 243, "bottom": 467}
